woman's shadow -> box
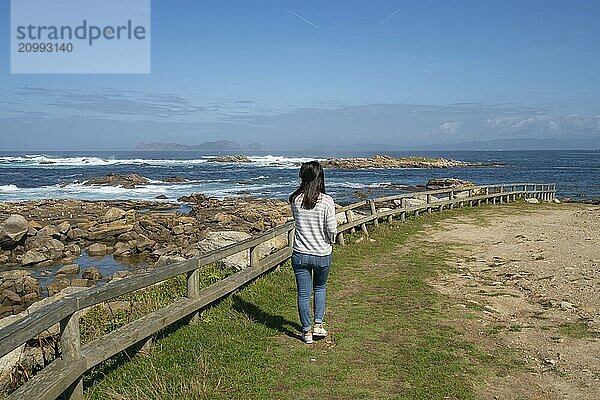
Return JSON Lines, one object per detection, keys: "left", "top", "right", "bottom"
{"left": 232, "top": 295, "right": 302, "bottom": 340}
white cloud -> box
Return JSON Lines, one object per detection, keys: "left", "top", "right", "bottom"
{"left": 482, "top": 114, "right": 600, "bottom": 136}
{"left": 433, "top": 121, "right": 461, "bottom": 135}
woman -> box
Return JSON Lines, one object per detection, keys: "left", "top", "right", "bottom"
{"left": 289, "top": 161, "right": 337, "bottom": 344}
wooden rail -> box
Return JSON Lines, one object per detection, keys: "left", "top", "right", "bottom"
{"left": 335, "top": 183, "right": 556, "bottom": 244}
{"left": 0, "top": 182, "right": 556, "bottom": 399}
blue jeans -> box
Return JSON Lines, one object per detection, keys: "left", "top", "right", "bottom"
{"left": 291, "top": 251, "right": 331, "bottom": 332}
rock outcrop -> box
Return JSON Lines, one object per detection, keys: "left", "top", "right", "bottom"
{"left": 189, "top": 231, "right": 252, "bottom": 270}
{"left": 0, "top": 215, "right": 29, "bottom": 250}
{"left": 0, "top": 195, "right": 293, "bottom": 318}
{"left": 187, "top": 196, "right": 291, "bottom": 233}
{"left": 84, "top": 173, "right": 149, "bottom": 188}
{"left": 426, "top": 178, "right": 474, "bottom": 190}
{"left": 162, "top": 176, "right": 189, "bottom": 183}
{"left": 320, "top": 155, "right": 481, "bottom": 170}
{"left": 0, "top": 270, "right": 41, "bottom": 318}
{"left": 207, "top": 155, "right": 252, "bottom": 163}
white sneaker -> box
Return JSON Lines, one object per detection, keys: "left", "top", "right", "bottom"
{"left": 313, "top": 324, "right": 328, "bottom": 337}
{"left": 302, "top": 331, "right": 313, "bottom": 344}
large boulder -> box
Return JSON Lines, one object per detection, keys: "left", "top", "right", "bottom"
{"left": 162, "top": 176, "right": 189, "bottom": 183}
{"left": 87, "top": 243, "right": 108, "bottom": 256}
{"left": 20, "top": 250, "right": 48, "bottom": 266}
{"left": 0, "top": 215, "right": 29, "bottom": 249}
{"left": 102, "top": 207, "right": 127, "bottom": 223}
{"left": 256, "top": 234, "right": 288, "bottom": 259}
{"left": 84, "top": 173, "right": 149, "bottom": 189}
{"left": 87, "top": 223, "right": 133, "bottom": 240}
{"left": 191, "top": 231, "right": 252, "bottom": 270}
{"left": 55, "top": 264, "right": 80, "bottom": 276}
{"left": 47, "top": 279, "right": 70, "bottom": 296}
{"left": 177, "top": 193, "right": 209, "bottom": 204}
{"left": 426, "top": 178, "right": 474, "bottom": 190}
{"left": 37, "top": 225, "right": 61, "bottom": 238}
{"left": 113, "top": 242, "right": 134, "bottom": 257}
{"left": 19, "top": 235, "right": 66, "bottom": 266}
{"left": 154, "top": 255, "right": 186, "bottom": 268}
{"left": 56, "top": 221, "right": 71, "bottom": 235}
{"left": 0, "top": 270, "right": 41, "bottom": 317}
{"left": 82, "top": 267, "right": 103, "bottom": 281}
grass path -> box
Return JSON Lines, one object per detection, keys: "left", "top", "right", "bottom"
{"left": 85, "top": 206, "right": 513, "bottom": 399}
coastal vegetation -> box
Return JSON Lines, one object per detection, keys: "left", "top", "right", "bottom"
{"left": 81, "top": 206, "right": 518, "bottom": 399}
{"left": 2, "top": 193, "right": 598, "bottom": 398}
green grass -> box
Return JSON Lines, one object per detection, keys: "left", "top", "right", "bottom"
{"left": 80, "top": 264, "right": 234, "bottom": 344}
{"left": 557, "top": 322, "right": 599, "bottom": 339}
{"left": 79, "top": 206, "right": 528, "bottom": 400}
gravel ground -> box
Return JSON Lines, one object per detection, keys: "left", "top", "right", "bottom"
{"left": 428, "top": 203, "right": 600, "bottom": 400}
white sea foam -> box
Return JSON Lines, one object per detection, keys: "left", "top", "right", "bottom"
{"left": 0, "top": 155, "right": 210, "bottom": 167}
{"left": 0, "top": 179, "right": 291, "bottom": 202}
{"left": 248, "top": 155, "right": 322, "bottom": 168}
{"left": 328, "top": 181, "right": 393, "bottom": 189}
{"left": 0, "top": 154, "right": 322, "bottom": 169}
{"left": 0, "top": 184, "right": 20, "bottom": 192}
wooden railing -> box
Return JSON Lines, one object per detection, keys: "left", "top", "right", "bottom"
{"left": 334, "top": 183, "right": 556, "bottom": 244}
{"left": 0, "top": 182, "right": 555, "bottom": 399}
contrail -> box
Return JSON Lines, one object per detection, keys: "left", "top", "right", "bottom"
{"left": 379, "top": 7, "right": 402, "bottom": 25}
{"left": 266, "top": 0, "right": 320, "bottom": 30}
{"left": 283, "top": 7, "right": 320, "bottom": 29}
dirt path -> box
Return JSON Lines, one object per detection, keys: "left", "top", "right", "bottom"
{"left": 427, "top": 203, "right": 600, "bottom": 399}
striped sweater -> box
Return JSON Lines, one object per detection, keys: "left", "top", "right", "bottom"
{"left": 291, "top": 193, "right": 337, "bottom": 256}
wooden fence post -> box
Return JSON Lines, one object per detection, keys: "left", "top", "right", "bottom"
{"left": 250, "top": 246, "right": 260, "bottom": 268}
{"left": 426, "top": 194, "right": 432, "bottom": 213}
{"left": 449, "top": 190, "right": 455, "bottom": 209}
{"left": 288, "top": 227, "right": 294, "bottom": 250}
{"left": 400, "top": 197, "right": 407, "bottom": 221}
{"left": 60, "top": 312, "right": 83, "bottom": 400}
{"left": 360, "top": 223, "right": 369, "bottom": 236}
{"left": 337, "top": 232, "right": 345, "bottom": 246}
{"left": 187, "top": 265, "right": 201, "bottom": 324}
{"left": 369, "top": 200, "right": 379, "bottom": 227}
{"left": 346, "top": 210, "right": 356, "bottom": 234}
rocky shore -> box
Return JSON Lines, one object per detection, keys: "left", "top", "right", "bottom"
{"left": 0, "top": 195, "right": 291, "bottom": 318}
{"left": 0, "top": 172, "right": 483, "bottom": 320}
{"left": 320, "top": 155, "right": 485, "bottom": 169}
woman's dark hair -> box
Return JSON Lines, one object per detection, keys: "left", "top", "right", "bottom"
{"left": 289, "top": 161, "right": 326, "bottom": 209}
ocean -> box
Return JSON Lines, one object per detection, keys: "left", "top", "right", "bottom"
{"left": 1, "top": 150, "right": 599, "bottom": 203}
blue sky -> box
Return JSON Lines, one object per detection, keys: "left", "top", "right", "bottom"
{"left": 1, "top": 0, "right": 599, "bottom": 150}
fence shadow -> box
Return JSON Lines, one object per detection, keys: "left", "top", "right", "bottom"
{"left": 232, "top": 295, "right": 301, "bottom": 340}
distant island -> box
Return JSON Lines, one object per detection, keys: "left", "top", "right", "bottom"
{"left": 136, "top": 140, "right": 266, "bottom": 152}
